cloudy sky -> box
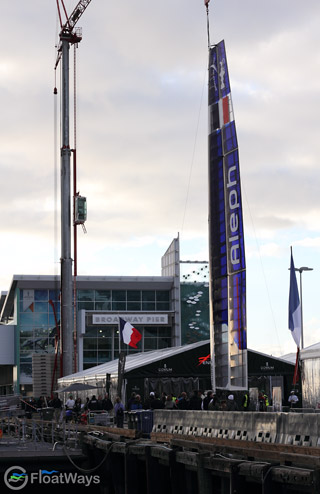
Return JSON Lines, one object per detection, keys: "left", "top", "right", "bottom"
{"left": 1, "top": 0, "right": 320, "bottom": 357}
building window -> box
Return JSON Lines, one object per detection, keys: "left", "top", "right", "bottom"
{"left": 78, "top": 301, "right": 94, "bottom": 311}
{"left": 35, "top": 290, "right": 48, "bottom": 302}
{"left": 95, "top": 290, "right": 111, "bottom": 310}
{"left": 156, "top": 291, "right": 170, "bottom": 310}
{"left": 142, "top": 291, "right": 155, "bottom": 311}
{"left": 77, "top": 289, "right": 171, "bottom": 312}
{"left": 111, "top": 291, "right": 126, "bottom": 311}
{"left": 78, "top": 290, "right": 94, "bottom": 302}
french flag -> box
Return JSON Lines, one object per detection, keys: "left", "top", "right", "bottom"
{"left": 119, "top": 317, "right": 142, "bottom": 349}
{"left": 288, "top": 248, "right": 301, "bottom": 348}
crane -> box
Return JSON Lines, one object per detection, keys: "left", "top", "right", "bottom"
{"left": 55, "top": 0, "right": 92, "bottom": 380}
{"left": 55, "top": 0, "right": 93, "bottom": 67}
{"left": 56, "top": 0, "right": 93, "bottom": 35}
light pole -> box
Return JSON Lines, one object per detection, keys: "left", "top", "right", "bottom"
{"left": 294, "top": 266, "right": 313, "bottom": 349}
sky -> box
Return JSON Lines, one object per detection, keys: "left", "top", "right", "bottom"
{"left": 1, "top": 0, "right": 320, "bottom": 358}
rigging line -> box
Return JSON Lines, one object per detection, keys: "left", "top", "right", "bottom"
{"left": 180, "top": 65, "right": 207, "bottom": 235}
{"left": 242, "top": 181, "right": 284, "bottom": 355}
{"left": 54, "top": 70, "right": 59, "bottom": 277}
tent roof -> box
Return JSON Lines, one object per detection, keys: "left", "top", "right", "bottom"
{"left": 58, "top": 340, "right": 297, "bottom": 385}
{"left": 58, "top": 340, "right": 210, "bottom": 384}
{"left": 281, "top": 342, "right": 320, "bottom": 362}
{"left": 300, "top": 341, "right": 320, "bottom": 360}
{"left": 280, "top": 352, "right": 297, "bottom": 364}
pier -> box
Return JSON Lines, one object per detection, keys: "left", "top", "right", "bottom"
{"left": 2, "top": 410, "right": 320, "bottom": 492}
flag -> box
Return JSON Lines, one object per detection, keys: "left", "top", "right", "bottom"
{"left": 204, "top": 0, "right": 210, "bottom": 6}
{"left": 288, "top": 249, "right": 301, "bottom": 347}
{"left": 119, "top": 317, "right": 142, "bottom": 349}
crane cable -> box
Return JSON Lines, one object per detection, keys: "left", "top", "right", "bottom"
{"left": 180, "top": 2, "right": 211, "bottom": 235}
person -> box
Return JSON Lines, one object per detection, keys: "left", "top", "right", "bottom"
{"left": 188, "top": 390, "right": 202, "bottom": 410}
{"left": 65, "top": 394, "right": 75, "bottom": 422}
{"left": 143, "top": 392, "right": 154, "bottom": 410}
{"left": 88, "top": 395, "right": 99, "bottom": 411}
{"left": 66, "top": 394, "right": 75, "bottom": 410}
{"left": 97, "top": 395, "right": 104, "bottom": 410}
{"left": 127, "top": 392, "right": 136, "bottom": 411}
{"left": 242, "top": 391, "right": 250, "bottom": 411}
{"left": 84, "top": 397, "right": 90, "bottom": 410}
{"left": 37, "top": 396, "right": 45, "bottom": 409}
{"left": 74, "top": 398, "right": 84, "bottom": 420}
{"left": 176, "top": 392, "right": 189, "bottom": 410}
{"left": 227, "top": 394, "right": 238, "bottom": 411}
{"left": 161, "top": 392, "right": 167, "bottom": 407}
{"left": 50, "top": 393, "right": 62, "bottom": 423}
{"left": 114, "top": 396, "right": 125, "bottom": 428}
{"left": 164, "top": 394, "right": 177, "bottom": 409}
{"left": 102, "top": 393, "right": 113, "bottom": 412}
{"left": 25, "top": 397, "right": 37, "bottom": 419}
{"left": 150, "top": 392, "right": 164, "bottom": 410}
{"left": 208, "top": 393, "right": 217, "bottom": 411}
{"left": 130, "top": 394, "right": 142, "bottom": 410}
{"left": 258, "top": 391, "right": 269, "bottom": 412}
{"left": 288, "top": 390, "right": 299, "bottom": 408}
{"left": 202, "top": 391, "right": 213, "bottom": 410}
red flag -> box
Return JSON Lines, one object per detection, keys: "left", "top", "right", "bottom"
{"left": 292, "top": 347, "right": 300, "bottom": 385}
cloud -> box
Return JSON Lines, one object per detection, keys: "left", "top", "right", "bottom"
{"left": 1, "top": 0, "right": 320, "bottom": 357}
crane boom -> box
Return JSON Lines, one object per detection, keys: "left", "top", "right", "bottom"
{"left": 57, "top": 0, "right": 93, "bottom": 34}
{"left": 65, "top": 0, "right": 93, "bottom": 31}
{"left": 55, "top": 0, "right": 93, "bottom": 68}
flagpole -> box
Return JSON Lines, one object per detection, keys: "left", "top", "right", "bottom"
{"left": 299, "top": 272, "right": 304, "bottom": 350}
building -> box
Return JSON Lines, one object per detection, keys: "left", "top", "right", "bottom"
{"left": 0, "top": 237, "right": 212, "bottom": 396}
{"left": 0, "top": 274, "right": 175, "bottom": 395}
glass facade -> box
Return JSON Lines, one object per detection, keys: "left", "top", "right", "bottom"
{"left": 17, "top": 287, "right": 172, "bottom": 380}
{"left": 82, "top": 314, "right": 172, "bottom": 369}
{"left": 180, "top": 263, "right": 210, "bottom": 345}
{"left": 77, "top": 289, "right": 170, "bottom": 312}
{"left": 18, "top": 288, "right": 60, "bottom": 384}
{"left": 14, "top": 273, "right": 213, "bottom": 384}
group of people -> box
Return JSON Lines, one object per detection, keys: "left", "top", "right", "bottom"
{"left": 62, "top": 393, "right": 126, "bottom": 427}
{"left": 21, "top": 387, "right": 299, "bottom": 425}
{"left": 126, "top": 390, "right": 252, "bottom": 412}
{"left": 126, "top": 388, "right": 298, "bottom": 412}
{"left": 64, "top": 393, "right": 123, "bottom": 424}
{"left": 21, "top": 392, "right": 125, "bottom": 426}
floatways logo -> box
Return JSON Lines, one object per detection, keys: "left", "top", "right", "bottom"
{"left": 4, "top": 466, "right": 100, "bottom": 490}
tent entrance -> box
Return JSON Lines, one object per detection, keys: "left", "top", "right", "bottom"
{"left": 144, "top": 377, "right": 199, "bottom": 399}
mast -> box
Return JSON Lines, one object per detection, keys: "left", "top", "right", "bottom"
{"left": 208, "top": 40, "right": 248, "bottom": 391}
{"left": 60, "top": 36, "right": 73, "bottom": 377}
{"left": 55, "top": 0, "right": 92, "bottom": 377}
